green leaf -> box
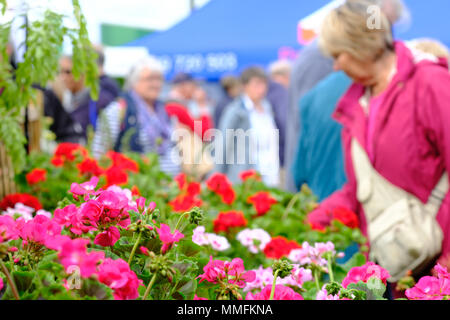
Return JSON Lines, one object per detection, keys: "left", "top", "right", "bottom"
{"left": 0, "top": 0, "right": 6, "bottom": 15}
{"left": 346, "top": 280, "right": 387, "bottom": 300}
{"left": 77, "top": 278, "right": 114, "bottom": 300}
{"left": 366, "top": 277, "right": 387, "bottom": 298}
{"left": 175, "top": 279, "right": 197, "bottom": 300}
{"left": 177, "top": 240, "right": 204, "bottom": 257}
{"left": 13, "top": 270, "right": 35, "bottom": 292}
{"left": 341, "top": 252, "right": 366, "bottom": 271}
{"left": 0, "top": 116, "right": 27, "bottom": 173}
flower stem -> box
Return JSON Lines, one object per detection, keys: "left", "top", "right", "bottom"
{"left": 282, "top": 192, "right": 301, "bottom": 220}
{"left": 174, "top": 212, "right": 189, "bottom": 231}
{"left": 327, "top": 256, "right": 335, "bottom": 283}
{"left": 143, "top": 272, "right": 158, "bottom": 300}
{"left": 127, "top": 231, "right": 142, "bottom": 265}
{"left": 0, "top": 260, "right": 19, "bottom": 300}
{"left": 313, "top": 268, "right": 321, "bottom": 292}
{"left": 269, "top": 270, "right": 279, "bottom": 300}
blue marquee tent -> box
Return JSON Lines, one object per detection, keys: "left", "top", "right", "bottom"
{"left": 126, "top": 0, "right": 331, "bottom": 80}
{"left": 126, "top": 0, "right": 450, "bottom": 81}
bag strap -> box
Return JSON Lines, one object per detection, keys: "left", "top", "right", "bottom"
{"left": 426, "top": 172, "right": 449, "bottom": 218}
{"left": 352, "top": 138, "right": 448, "bottom": 218}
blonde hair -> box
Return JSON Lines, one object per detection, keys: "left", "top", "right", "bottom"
{"left": 410, "top": 38, "right": 450, "bottom": 60}
{"left": 319, "top": 0, "right": 394, "bottom": 62}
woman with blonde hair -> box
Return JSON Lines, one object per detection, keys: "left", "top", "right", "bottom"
{"left": 307, "top": 0, "right": 450, "bottom": 295}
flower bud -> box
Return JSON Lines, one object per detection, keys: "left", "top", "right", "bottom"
{"left": 136, "top": 197, "right": 146, "bottom": 213}
{"left": 325, "top": 282, "right": 342, "bottom": 296}
{"left": 188, "top": 207, "right": 204, "bottom": 225}
{"left": 272, "top": 259, "right": 293, "bottom": 279}
{"left": 147, "top": 202, "right": 156, "bottom": 214}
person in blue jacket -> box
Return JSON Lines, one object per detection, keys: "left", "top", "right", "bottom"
{"left": 291, "top": 71, "right": 352, "bottom": 201}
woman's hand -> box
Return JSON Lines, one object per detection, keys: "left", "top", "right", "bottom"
{"left": 306, "top": 206, "right": 333, "bottom": 231}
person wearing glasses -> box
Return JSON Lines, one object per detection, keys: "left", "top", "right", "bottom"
{"left": 43, "top": 54, "right": 119, "bottom": 145}
{"left": 92, "top": 56, "right": 180, "bottom": 176}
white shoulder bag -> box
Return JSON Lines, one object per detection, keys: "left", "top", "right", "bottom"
{"left": 351, "top": 138, "right": 448, "bottom": 282}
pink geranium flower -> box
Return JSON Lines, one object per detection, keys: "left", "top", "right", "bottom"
{"left": 94, "top": 226, "right": 121, "bottom": 247}
{"left": 227, "top": 258, "right": 256, "bottom": 288}
{"left": 197, "top": 256, "right": 255, "bottom": 289}
{"left": 194, "top": 294, "right": 208, "bottom": 300}
{"left": 156, "top": 223, "right": 184, "bottom": 254}
{"left": 341, "top": 262, "right": 390, "bottom": 288}
{"left": 70, "top": 176, "right": 101, "bottom": 201}
{"left": 15, "top": 215, "right": 61, "bottom": 247}
{"left": 405, "top": 276, "right": 443, "bottom": 300}
{"left": 48, "top": 236, "right": 104, "bottom": 278}
{"left": 0, "top": 215, "right": 19, "bottom": 242}
{"left": 197, "top": 256, "right": 227, "bottom": 284}
{"left": 53, "top": 204, "right": 79, "bottom": 228}
{"left": 245, "top": 284, "right": 303, "bottom": 300}
{"left": 76, "top": 189, "right": 131, "bottom": 234}
{"left": 406, "top": 264, "right": 450, "bottom": 300}
{"left": 97, "top": 258, "right": 143, "bottom": 300}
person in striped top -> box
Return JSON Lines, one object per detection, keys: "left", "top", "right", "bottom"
{"left": 92, "top": 56, "right": 180, "bottom": 176}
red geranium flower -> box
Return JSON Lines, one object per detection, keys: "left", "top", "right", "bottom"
{"left": 77, "top": 158, "right": 104, "bottom": 177}
{"left": 51, "top": 155, "right": 64, "bottom": 167}
{"left": 107, "top": 151, "right": 139, "bottom": 173}
{"left": 174, "top": 173, "right": 187, "bottom": 190}
{"left": 263, "top": 236, "right": 301, "bottom": 259}
{"left": 54, "top": 143, "right": 88, "bottom": 162}
{"left": 239, "top": 170, "right": 261, "bottom": 182}
{"left": 206, "top": 173, "right": 235, "bottom": 205}
{"left": 213, "top": 211, "right": 247, "bottom": 233}
{"left": 131, "top": 185, "right": 141, "bottom": 197}
{"left": 104, "top": 166, "right": 128, "bottom": 188}
{"left": 0, "top": 193, "right": 43, "bottom": 212}
{"left": 247, "top": 191, "right": 277, "bottom": 217}
{"left": 169, "top": 194, "right": 202, "bottom": 213}
{"left": 174, "top": 173, "right": 201, "bottom": 196}
{"left": 306, "top": 207, "right": 359, "bottom": 232}
{"left": 169, "top": 173, "right": 202, "bottom": 212}
{"left": 26, "top": 168, "right": 47, "bottom": 185}
{"left": 206, "top": 173, "right": 231, "bottom": 193}
{"left": 332, "top": 207, "right": 359, "bottom": 229}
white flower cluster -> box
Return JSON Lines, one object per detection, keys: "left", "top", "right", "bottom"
{"left": 236, "top": 228, "right": 271, "bottom": 254}
{"left": 243, "top": 264, "right": 313, "bottom": 292}
{"left": 192, "top": 226, "right": 230, "bottom": 251}
{"left": 2, "top": 203, "right": 52, "bottom": 221}
{"left": 288, "top": 241, "right": 344, "bottom": 267}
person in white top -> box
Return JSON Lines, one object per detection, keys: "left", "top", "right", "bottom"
{"left": 216, "top": 67, "right": 280, "bottom": 186}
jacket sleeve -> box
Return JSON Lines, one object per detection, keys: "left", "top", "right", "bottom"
{"left": 418, "top": 66, "right": 450, "bottom": 186}
{"left": 416, "top": 65, "right": 450, "bottom": 258}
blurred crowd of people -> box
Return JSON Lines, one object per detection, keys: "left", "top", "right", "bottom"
{"left": 42, "top": 46, "right": 295, "bottom": 187}
{"left": 40, "top": 0, "right": 450, "bottom": 196}
{"left": 5, "top": 0, "right": 450, "bottom": 300}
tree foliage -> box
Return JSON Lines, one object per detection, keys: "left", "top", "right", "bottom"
{"left": 0, "top": 0, "right": 98, "bottom": 173}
